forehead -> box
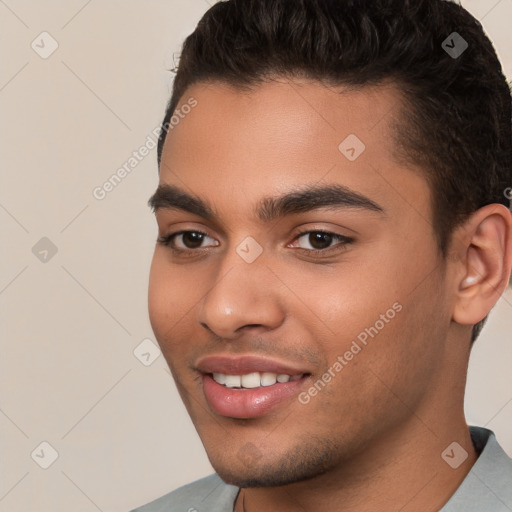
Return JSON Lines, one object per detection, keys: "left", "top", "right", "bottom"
{"left": 205, "top": 77, "right": 356, "bottom": 130}
{"left": 166, "top": 77, "right": 404, "bottom": 151}
{"left": 158, "top": 78, "right": 431, "bottom": 225}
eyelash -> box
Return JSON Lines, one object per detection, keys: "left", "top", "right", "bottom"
{"left": 156, "top": 229, "right": 354, "bottom": 257}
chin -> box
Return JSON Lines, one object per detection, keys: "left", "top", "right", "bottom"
{"left": 207, "top": 437, "right": 341, "bottom": 488}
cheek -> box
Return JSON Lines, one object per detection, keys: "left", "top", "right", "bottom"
{"left": 147, "top": 252, "right": 211, "bottom": 368}
{"left": 147, "top": 254, "right": 167, "bottom": 336}
{"left": 147, "top": 253, "right": 187, "bottom": 350}
{"left": 352, "top": 281, "right": 449, "bottom": 412}
{"left": 148, "top": 252, "right": 193, "bottom": 317}
{"left": 286, "top": 261, "right": 402, "bottom": 353}
{"left": 288, "top": 248, "right": 442, "bottom": 395}
{"left": 147, "top": 271, "right": 183, "bottom": 375}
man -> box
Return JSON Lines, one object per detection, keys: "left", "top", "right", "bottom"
{"left": 132, "top": 0, "right": 512, "bottom": 510}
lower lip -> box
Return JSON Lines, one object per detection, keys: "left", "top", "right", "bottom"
{"left": 202, "top": 374, "right": 308, "bottom": 419}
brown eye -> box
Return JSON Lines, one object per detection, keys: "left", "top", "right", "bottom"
{"left": 179, "top": 232, "right": 207, "bottom": 249}
{"left": 157, "top": 230, "right": 219, "bottom": 251}
{"left": 294, "top": 230, "right": 353, "bottom": 252}
{"left": 299, "top": 232, "right": 334, "bottom": 250}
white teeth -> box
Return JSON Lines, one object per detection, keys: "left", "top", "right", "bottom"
{"left": 261, "top": 372, "right": 277, "bottom": 386}
{"left": 241, "top": 372, "right": 261, "bottom": 388}
{"left": 224, "top": 375, "right": 241, "bottom": 388}
{"left": 212, "top": 372, "right": 302, "bottom": 388}
{"left": 213, "top": 373, "right": 226, "bottom": 385}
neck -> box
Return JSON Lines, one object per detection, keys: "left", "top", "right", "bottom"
{"left": 235, "top": 414, "right": 478, "bottom": 512}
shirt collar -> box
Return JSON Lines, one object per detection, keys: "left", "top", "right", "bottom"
{"left": 440, "top": 426, "right": 512, "bottom": 511}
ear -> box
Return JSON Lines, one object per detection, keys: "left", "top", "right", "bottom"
{"left": 452, "top": 204, "right": 512, "bottom": 327}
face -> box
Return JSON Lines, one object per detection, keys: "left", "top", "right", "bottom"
{"left": 148, "top": 78, "right": 454, "bottom": 487}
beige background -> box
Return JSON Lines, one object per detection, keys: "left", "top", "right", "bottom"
{"left": 0, "top": 1, "right": 511, "bottom": 511}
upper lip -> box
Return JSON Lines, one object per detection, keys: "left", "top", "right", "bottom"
{"left": 195, "top": 355, "right": 310, "bottom": 376}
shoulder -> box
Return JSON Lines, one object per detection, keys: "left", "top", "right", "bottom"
{"left": 129, "top": 474, "right": 239, "bottom": 512}
{"left": 441, "top": 427, "right": 512, "bottom": 511}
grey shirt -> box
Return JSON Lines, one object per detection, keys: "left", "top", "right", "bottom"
{"left": 131, "top": 426, "right": 512, "bottom": 511}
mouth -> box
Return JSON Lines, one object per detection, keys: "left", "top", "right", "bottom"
{"left": 196, "top": 355, "right": 311, "bottom": 419}
{"left": 212, "top": 371, "right": 305, "bottom": 388}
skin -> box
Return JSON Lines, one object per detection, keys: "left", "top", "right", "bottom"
{"left": 148, "top": 78, "right": 512, "bottom": 512}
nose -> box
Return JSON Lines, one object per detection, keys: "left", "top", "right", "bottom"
{"left": 197, "top": 253, "right": 285, "bottom": 340}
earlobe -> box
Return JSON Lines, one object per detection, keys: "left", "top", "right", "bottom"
{"left": 452, "top": 204, "right": 512, "bottom": 327}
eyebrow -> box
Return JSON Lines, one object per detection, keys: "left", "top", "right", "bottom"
{"left": 148, "top": 183, "right": 384, "bottom": 222}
